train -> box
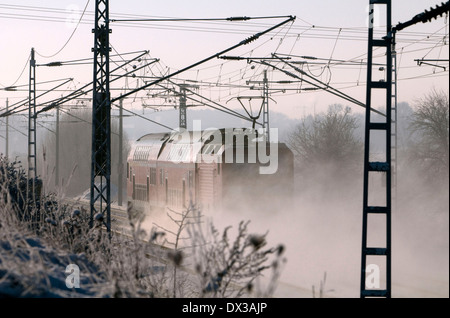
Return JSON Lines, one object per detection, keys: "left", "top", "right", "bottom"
{"left": 126, "top": 128, "right": 294, "bottom": 214}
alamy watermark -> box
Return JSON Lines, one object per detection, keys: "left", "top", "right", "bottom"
{"left": 366, "top": 4, "right": 382, "bottom": 29}
{"left": 365, "top": 264, "right": 381, "bottom": 289}
{"left": 65, "top": 264, "right": 80, "bottom": 289}
{"left": 65, "top": 4, "right": 81, "bottom": 28}
{"left": 164, "top": 120, "right": 279, "bottom": 175}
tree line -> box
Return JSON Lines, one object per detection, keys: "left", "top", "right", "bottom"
{"left": 287, "top": 89, "right": 449, "bottom": 198}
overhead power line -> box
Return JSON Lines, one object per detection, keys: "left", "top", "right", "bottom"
{"left": 163, "top": 80, "right": 253, "bottom": 123}
{"left": 0, "top": 78, "right": 74, "bottom": 117}
{"left": 111, "top": 16, "right": 296, "bottom": 103}
{"left": 110, "top": 15, "right": 293, "bottom": 23}
{"left": 35, "top": 0, "right": 91, "bottom": 58}
{"left": 0, "top": 52, "right": 30, "bottom": 88}
{"left": 258, "top": 55, "right": 385, "bottom": 117}
{"left": 0, "top": 51, "right": 153, "bottom": 118}
{"left": 0, "top": 4, "right": 446, "bottom": 44}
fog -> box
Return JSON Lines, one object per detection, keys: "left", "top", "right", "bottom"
{"left": 125, "top": 106, "right": 448, "bottom": 298}
{"left": 201, "top": 160, "right": 449, "bottom": 298}
{"left": 13, "top": 105, "right": 445, "bottom": 298}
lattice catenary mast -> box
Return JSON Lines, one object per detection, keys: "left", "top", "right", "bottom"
{"left": 90, "top": 0, "right": 112, "bottom": 234}
{"left": 361, "top": 0, "right": 449, "bottom": 298}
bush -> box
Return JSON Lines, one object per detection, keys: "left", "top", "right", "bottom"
{"left": 1, "top": 155, "right": 286, "bottom": 298}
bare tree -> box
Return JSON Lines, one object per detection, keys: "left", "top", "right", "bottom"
{"left": 288, "top": 105, "right": 363, "bottom": 176}
{"left": 408, "top": 89, "right": 449, "bottom": 183}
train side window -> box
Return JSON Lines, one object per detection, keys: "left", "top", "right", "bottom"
{"left": 132, "top": 175, "right": 135, "bottom": 200}
{"left": 182, "top": 180, "right": 186, "bottom": 208}
{"left": 147, "top": 176, "right": 150, "bottom": 202}
{"left": 217, "top": 163, "right": 220, "bottom": 175}
{"left": 188, "top": 170, "right": 193, "bottom": 188}
{"left": 165, "top": 179, "right": 168, "bottom": 204}
{"left": 160, "top": 169, "right": 164, "bottom": 185}
{"left": 150, "top": 167, "right": 157, "bottom": 185}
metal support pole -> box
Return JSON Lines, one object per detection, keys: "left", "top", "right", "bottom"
{"left": 90, "top": 0, "right": 111, "bottom": 234}
{"left": 28, "top": 48, "right": 37, "bottom": 212}
{"left": 391, "top": 32, "right": 398, "bottom": 210}
{"left": 118, "top": 98, "right": 123, "bottom": 207}
{"left": 361, "top": 0, "right": 392, "bottom": 298}
{"left": 179, "top": 85, "right": 187, "bottom": 129}
{"left": 360, "top": 0, "right": 449, "bottom": 298}
{"left": 5, "top": 98, "right": 8, "bottom": 159}
{"left": 262, "top": 70, "right": 270, "bottom": 142}
{"left": 55, "top": 105, "right": 60, "bottom": 187}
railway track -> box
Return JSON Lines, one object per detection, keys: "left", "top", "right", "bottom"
{"left": 62, "top": 197, "right": 206, "bottom": 276}
{"left": 63, "top": 197, "right": 135, "bottom": 232}
{"left": 61, "top": 197, "right": 322, "bottom": 298}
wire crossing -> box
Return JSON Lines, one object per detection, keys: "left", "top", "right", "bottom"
{"left": 110, "top": 16, "right": 296, "bottom": 103}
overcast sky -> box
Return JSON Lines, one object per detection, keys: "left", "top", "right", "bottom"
{"left": 0, "top": 1, "right": 448, "bottom": 126}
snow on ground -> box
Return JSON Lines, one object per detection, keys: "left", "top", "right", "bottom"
{"left": 0, "top": 234, "right": 104, "bottom": 298}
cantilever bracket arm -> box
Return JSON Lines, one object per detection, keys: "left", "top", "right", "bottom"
{"left": 414, "top": 58, "right": 448, "bottom": 71}
{"left": 393, "top": 1, "right": 449, "bottom": 32}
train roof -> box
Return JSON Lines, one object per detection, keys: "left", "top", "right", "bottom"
{"left": 129, "top": 128, "right": 289, "bottom": 163}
